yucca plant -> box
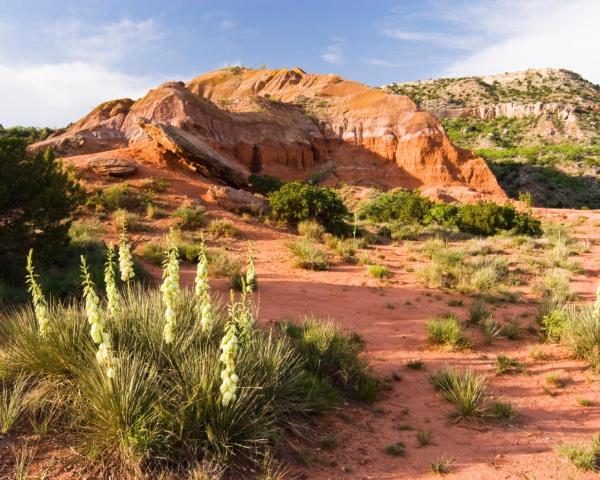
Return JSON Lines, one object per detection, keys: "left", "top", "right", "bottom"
{"left": 426, "top": 315, "right": 469, "bottom": 349}
{"left": 430, "top": 367, "right": 487, "bottom": 421}
{"left": 0, "top": 268, "right": 340, "bottom": 476}
{"left": 286, "top": 239, "right": 329, "bottom": 271}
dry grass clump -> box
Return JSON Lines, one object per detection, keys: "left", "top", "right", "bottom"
{"left": 426, "top": 315, "right": 470, "bottom": 349}
{"left": 297, "top": 220, "right": 325, "bottom": 241}
{"left": 286, "top": 239, "right": 329, "bottom": 271}
{"left": 208, "top": 219, "right": 241, "bottom": 239}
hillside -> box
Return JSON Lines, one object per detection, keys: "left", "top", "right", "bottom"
{"left": 30, "top": 67, "right": 504, "bottom": 202}
{"left": 386, "top": 69, "right": 600, "bottom": 208}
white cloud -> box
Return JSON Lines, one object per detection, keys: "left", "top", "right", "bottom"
{"left": 382, "top": 29, "right": 478, "bottom": 50}
{"left": 0, "top": 62, "right": 164, "bottom": 127}
{"left": 220, "top": 19, "right": 235, "bottom": 29}
{"left": 442, "top": 0, "right": 600, "bottom": 83}
{"left": 320, "top": 38, "right": 345, "bottom": 65}
{"left": 50, "top": 18, "right": 163, "bottom": 65}
{"left": 0, "top": 17, "right": 170, "bottom": 127}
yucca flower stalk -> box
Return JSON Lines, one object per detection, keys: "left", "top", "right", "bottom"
{"left": 194, "top": 237, "right": 214, "bottom": 332}
{"left": 219, "top": 299, "right": 239, "bottom": 406}
{"left": 104, "top": 244, "right": 120, "bottom": 317}
{"left": 81, "top": 256, "right": 116, "bottom": 378}
{"left": 25, "top": 249, "right": 51, "bottom": 337}
{"left": 245, "top": 242, "right": 256, "bottom": 294}
{"left": 118, "top": 224, "right": 135, "bottom": 283}
{"left": 161, "top": 247, "right": 180, "bottom": 344}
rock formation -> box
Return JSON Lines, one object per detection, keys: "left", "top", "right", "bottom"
{"left": 31, "top": 67, "right": 505, "bottom": 199}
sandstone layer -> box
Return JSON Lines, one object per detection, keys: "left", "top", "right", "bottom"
{"left": 31, "top": 67, "right": 505, "bottom": 199}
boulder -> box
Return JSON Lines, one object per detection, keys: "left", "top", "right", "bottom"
{"left": 207, "top": 185, "right": 268, "bottom": 214}
{"left": 87, "top": 157, "right": 137, "bottom": 177}
{"left": 136, "top": 117, "right": 248, "bottom": 188}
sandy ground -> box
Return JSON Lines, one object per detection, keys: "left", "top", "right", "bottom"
{"left": 3, "top": 162, "right": 600, "bottom": 479}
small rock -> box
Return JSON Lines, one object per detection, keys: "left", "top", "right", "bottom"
{"left": 88, "top": 157, "right": 137, "bottom": 177}
{"left": 207, "top": 185, "right": 268, "bottom": 214}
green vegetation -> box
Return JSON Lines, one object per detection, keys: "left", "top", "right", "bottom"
{"left": 286, "top": 239, "right": 329, "bottom": 270}
{"left": 280, "top": 318, "right": 380, "bottom": 402}
{"left": 495, "top": 355, "right": 525, "bottom": 375}
{"left": 208, "top": 219, "right": 241, "bottom": 239}
{"left": 0, "top": 260, "right": 380, "bottom": 476}
{"left": 297, "top": 219, "right": 325, "bottom": 241}
{"left": 430, "top": 368, "right": 487, "bottom": 421}
{"left": 384, "top": 442, "right": 406, "bottom": 456}
{"left": 270, "top": 181, "right": 349, "bottom": 233}
{"left": 358, "top": 189, "right": 541, "bottom": 237}
{"left": 426, "top": 315, "right": 469, "bottom": 349}
{"left": 367, "top": 264, "right": 391, "bottom": 279}
{"left": 0, "top": 138, "right": 83, "bottom": 289}
{"left": 249, "top": 173, "right": 284, "bottom": 195}
{"left": 556, "top": 434, "right": 600, "bottom": 471}
{"left": 173, "top": 204, "right": 206, "bottom": 230}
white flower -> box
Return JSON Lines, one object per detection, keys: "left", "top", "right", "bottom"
{"left": 118, "top": 229, "right": 135, "bottom": 283}
{"left": 219, "top": 319, "right": 239, "bottom": 406}
{"left": 104, "top": 244, "right": 120, "bottom": 316}
{"left": 25, "top": 249, "right": 51, "bottom": 337}
{"left": 82, "top": 256, "right": 116, "bottom": 379}
{"left": 161, "top": 248, "right": 180, "bottom": 344}
{"left": 245, "top": 242, "right": 256, "bottom": 293}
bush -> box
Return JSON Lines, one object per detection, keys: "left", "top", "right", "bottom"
{"left": 173, "top": 205, "right": 206, "bottom": 230}
{"left": 0, "top": 140, "right": 82, "bottom": 267}
{"left": 92, "top": 183, "right": 144, "bottom": 211}
{"left": 297, "top": 220, "right": 325, "bottom": 241}
{"left": 269, "top": 182, "right": 348, "bottom": 233}
{"left": 112, "top": 209, "right": 140, "bottom": 231}
{"left": 286, "top": 239, "right": 329, "bottom": 271}
{"left": 208, "top": 249, "right": 242, "bottom": 278}
{"left": 426, "top": 315, "right": 469, "bottom": 349}
{"left": 208, "top": 219, "right": 241, "bottom": 239}
{"left": 424, "top": 203, "right": 459, "bottom": 226}
{"left": 280, "top": 318, "right": 381, "bottom": 402}
{"left": 456, "top": 202, "right": 541, "bottom": 236}
{"left": 249, "top": 174, "right": 283, "bottom": 195}
{"left": 137, "top": 242, "right": 165, "bottom": 266}
{"left": 0, "top": 285, "right": 340, "bottom": 474}
{"left": 541, "top": 308, "right": 567, "bottom": 342}
{"left": 359, "top": 189, "right": 432, "bottom": 224}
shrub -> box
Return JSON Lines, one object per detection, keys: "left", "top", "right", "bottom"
{"left": 139, "top": 176, "right": 170, "bottom": 193}
{"left": 541, "top": 308, "right": 567, "bottom": 342}
{"left": 359, "top": 189, "right": 432, "bottom": 224}
{"left": 68, "top": 219, "right": 106, "bottom": 245}
{"left": 286, "top": 239, "right": 329, "bottom": 271}
{"left": 269, "top": 182, "right": 348, "bottom": 233}
{"left": 297, "top": 220, "right": 325, "bottom": 241}
{"left": 112, "top": 209, "right": 140, "bottom": 231}
{"left": 563, "top": 305, "right": 600, "bottom": 369}
{"left": 426, "top": 315, "right": 469, "bottom": 349}
{"left": 416, "top": 430, "right": 434, "bottom": 447}
{"left": 208, "top": 219, "right": 241, "bottom": 239}
{"left": 424, "top": 203, "right": 459, "bottom": 226}
{"left": 208, "top": 249, "right": 242, "bottom": 278}
{"left": 0, "top": 284, "right": 340, "bottom": 474}
{"left": 482, "top": 319, "right": 503, "bottom": 345}
{"left": 368, "top": 264, "right": 391, "bottom": 279}
{"left": 95, "top": 183, "right": 144, "bottom": 211}
{"left": 325, "top": 236, "right": 358, "bottom": 262}
{"left": 280, "top": 318, "right": 381, "bottom": 402}
{"left": 429, "top": 456, "right": 454, "bottom": 475}
{"left": 249, "top": 174, "right": 283, "bottom": 195}
{"left": 0, "top": 140, "right": 82, "bottom": 267}
{"left": 137, "top": 242, "right": 165, "bottom": 266}
{"left": 456, "top": 202, "right": 541, "bottom": 236}
{"left": 489, "top": 401, "right": 518, "bottom": 423}
{"left": 430, "top": 368, "right": 487, "bottom": 421}
{"left": 145, "top": 202, "right": 166, "bottom": 220}
{"left": 173, "top": 204, "right": 206, "bottom": 230}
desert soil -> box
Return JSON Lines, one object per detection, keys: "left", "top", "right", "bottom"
{"left": 4, "top": 162, "right": 600, "bottom": 480}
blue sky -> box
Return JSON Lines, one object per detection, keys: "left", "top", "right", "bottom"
{"left": 1, "top": 0, "right": 598, "bottom": 126}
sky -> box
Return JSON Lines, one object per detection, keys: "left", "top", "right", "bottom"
{"left": 1, "top": 0, "right": 598, "bottom": 127}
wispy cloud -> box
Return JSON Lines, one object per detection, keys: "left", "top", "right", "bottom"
{"left": 382, "top": 29, "right": 479, "bottom": 50}
{"left": 320, "top": 38, "right": 345, "bottom": 65}
{"left": 441, "top": 0, "right": 600, "bottom": 82}
{"left": 49, "top": 18, "right": 164, "bottom": 66}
